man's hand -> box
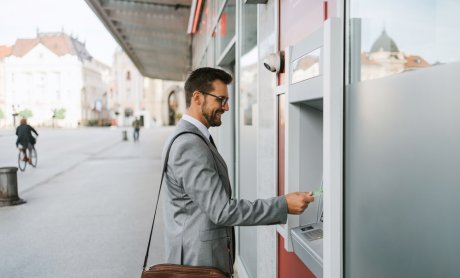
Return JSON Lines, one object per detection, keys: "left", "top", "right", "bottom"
{"left": 285, "top": 192, "right": 314, "bottom": 215}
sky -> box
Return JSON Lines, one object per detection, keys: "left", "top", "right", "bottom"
{"left": 0, "top": 0, "right": 119, "bottom": 65}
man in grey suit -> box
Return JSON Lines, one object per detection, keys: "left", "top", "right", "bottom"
{"left": 163, "top": 67, "right": 314, "bottom": 276}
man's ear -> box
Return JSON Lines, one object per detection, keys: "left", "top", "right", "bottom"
{"left": 192, "top": 91, "right": 202, "bottom": 105}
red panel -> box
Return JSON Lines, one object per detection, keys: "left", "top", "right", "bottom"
{"left": 279, "top": 0, "right": 324, "bottom": 50}
{"left": 278, "top": 235, "right": 316, "bottom": 278}
{"left": 192, "top": 0, "right": 203, "bottom": 33}
{"left": 220, "top": 13, "right": 227, "bottom": 36}
{"left": 324, "top": 1, "right": 328, "bottom": 21}
{"left": 278, "top": 94, "right": 286, "bottom": 196}
{"left": 278, "top": 0, "right": 324, "bottom": 85}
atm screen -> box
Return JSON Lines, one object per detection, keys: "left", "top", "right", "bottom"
{"left": 291, "top": 48, "right": 322, "bottom": 84}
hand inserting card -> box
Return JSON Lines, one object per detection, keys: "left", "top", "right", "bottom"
{"left": 312, "top": 188, "right": 323, "bottom": 196}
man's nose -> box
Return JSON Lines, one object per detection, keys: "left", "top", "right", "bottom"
{"left": 223, "top": 102, "right": 229, "bottom": 111}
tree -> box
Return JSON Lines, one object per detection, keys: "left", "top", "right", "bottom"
{"left": 53, "top": 108, "right": 66, "bottom": 119}
{"left": 18, "top": 109, "right": 33, "bottom": 118}
{"left": 0, "top": 108, "right": 4, "bottom": 119}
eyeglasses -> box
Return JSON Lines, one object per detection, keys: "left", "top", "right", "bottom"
{"left": 199, "top": 91, "right": 229, "bottom": 107}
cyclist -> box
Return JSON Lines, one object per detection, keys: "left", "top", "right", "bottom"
{"left": 16, "top": 118, "right": 38, "bottom": 163}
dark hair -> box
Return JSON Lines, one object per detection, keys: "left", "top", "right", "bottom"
{"left": 184, "top": 67, "right": 233, "bottom": 107}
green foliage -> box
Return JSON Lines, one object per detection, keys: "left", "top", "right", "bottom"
{"left": 124, "top": 108, "right": 133, "bottom": 117}
{"left": 18, "top": 109, "right": 33, "bottom": 118}
{"left": 0, "top": 108, "right": 4, "bottom": 119}
{"left": 87, "top": 119, "right": 99, "bottom": 126}
{"left": 53, "top": 108, "right": 66, "bottom": 119}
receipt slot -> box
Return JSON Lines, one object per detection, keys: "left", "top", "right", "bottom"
{"left": 276, "top": 18, "right": 343, "bottom": 278}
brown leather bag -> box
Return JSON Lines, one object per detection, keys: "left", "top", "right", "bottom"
{"left": 142, "top": 263, "right": 228, "bottom": 278}
{"left": 141, "top": 132, "right": 231, "bottom": 278}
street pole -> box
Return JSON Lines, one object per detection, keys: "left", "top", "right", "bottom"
{"left": 12, "top": 113, "right": 18, "bottom": 127}
{"left": 12, "top": 105, "right": 18, "bottom": 127}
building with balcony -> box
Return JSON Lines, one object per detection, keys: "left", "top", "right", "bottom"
{"left": 3, "top": 31, "right": 110, "bottom": 127}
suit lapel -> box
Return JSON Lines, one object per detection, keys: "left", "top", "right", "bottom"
{"left": 177, "top": 120, "right": 232, "bottom": 196}
{"left": 209, "top": 145, "right": 229, "bottom": 174}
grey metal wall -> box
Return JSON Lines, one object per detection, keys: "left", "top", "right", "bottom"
{"left": 345, "top": 62, "right": 460, "bottom": 277}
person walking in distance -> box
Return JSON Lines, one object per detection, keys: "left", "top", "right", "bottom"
{"left": 132, "top": 117, "right": 141, "bottom": 141}
{"left": 16, "top": 118, "right": 38, "bottom": 163}
{"left": 162, "top": 67, "right": 314, "bottom": 276}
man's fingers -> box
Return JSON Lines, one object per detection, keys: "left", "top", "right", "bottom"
{"left": 286, "top": 192, "right": 316, "bottom": 214}
{"left": 303, "top": 192, "right": 315, "bottom": 203}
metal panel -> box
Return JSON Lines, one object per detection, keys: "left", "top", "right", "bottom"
{"left": 345, "top": 62, "right": 460, "bottom": 278}
{"left": 322, "top": 18, "right": 343, "bottom": 278}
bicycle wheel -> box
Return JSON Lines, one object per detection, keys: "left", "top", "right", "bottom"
{"left": 18, "top": 150, "right": 27, "bottom": 171}
{"left": 29, "top": 147, "right": 37, "bottom": 167}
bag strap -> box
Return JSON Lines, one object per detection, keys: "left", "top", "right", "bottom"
{"left": 143, "top": 131, "right": 235, "bottom": 271}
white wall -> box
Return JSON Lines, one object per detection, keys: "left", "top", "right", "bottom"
{"left": 111, "top": 49, "right": 144, "bottom": 127}
{"left": 4, "top": 44, "right": 84, "bottom": 127}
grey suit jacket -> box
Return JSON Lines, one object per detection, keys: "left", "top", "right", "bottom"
{"left": 162, "top": 120, "right": 288, "bottom": 274}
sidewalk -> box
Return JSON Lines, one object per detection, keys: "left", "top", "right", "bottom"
{"left": 0, "top": 126, "right": 174, "bottom": 278}
{"left": 0, "top": 127, "right": 15, "bottom": 137}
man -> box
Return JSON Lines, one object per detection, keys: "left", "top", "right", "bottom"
{"left": 16, "top": 118, "right": 38, "bottom": 163}
{"left": 132, "top": 117, "right": 141, "bottom": 141}
{"left": 162, "top": 67, "right": 314, "bottom": 276}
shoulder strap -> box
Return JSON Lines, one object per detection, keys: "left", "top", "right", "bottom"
{"left": 143, "top": 131, "right": 208, "bottom": 270}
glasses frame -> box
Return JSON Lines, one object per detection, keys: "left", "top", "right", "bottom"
{"left": 199, "top": 90, "right": 229, "bottom": 107}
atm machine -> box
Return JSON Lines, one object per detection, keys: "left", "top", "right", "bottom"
{"left": 276, "top": 18, "right": 343, "bottom": 278}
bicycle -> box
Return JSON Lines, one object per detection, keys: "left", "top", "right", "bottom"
{"left": 18, "top": 144, "right": 38, "bottom": 171}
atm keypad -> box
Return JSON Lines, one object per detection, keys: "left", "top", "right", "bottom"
{"left": 303, "top": 229, "right": 323, "bottom": 241}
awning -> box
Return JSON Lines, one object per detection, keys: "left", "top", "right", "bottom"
{"left": 85, "top": 0, "right": 192, "bottom": 81}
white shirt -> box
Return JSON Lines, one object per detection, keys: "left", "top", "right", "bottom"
{"left": 182, "top": 114, "right": 211, "bottom": 142}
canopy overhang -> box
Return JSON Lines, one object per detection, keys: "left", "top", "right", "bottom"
{"left": 85, "top": 0, "right": 193, "bottom": 81}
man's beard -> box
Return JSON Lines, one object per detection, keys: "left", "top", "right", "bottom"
{"left": 202, "top": 100, "right": 224, "bottom": 127}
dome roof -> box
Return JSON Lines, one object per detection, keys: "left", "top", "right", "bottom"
{"left": 370, "top": 29, "right": 399, "bottom": 53}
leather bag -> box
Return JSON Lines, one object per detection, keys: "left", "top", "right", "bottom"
{"left": 142, "top": 264, "right": 227, "bottom": 278}
{"left": 141, "top": 132, "right": 230, "bottom": 278}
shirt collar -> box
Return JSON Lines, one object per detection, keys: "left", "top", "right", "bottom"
{"left": 182, "top": 114, "right": 210, "bottom": 140}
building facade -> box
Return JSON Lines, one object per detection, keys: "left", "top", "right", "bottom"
{"left": 2, "top": 32, "right": 110, "bottom": 127}
{"left": 143, "top": 78, "right": 185, "bottom": 127}
{"left": 110, "top": 48, "right": 144, "bottom": 127}
{"left": 110, "top": 49, "right": 185, "bottom": 128}
{"left": 188, "top": 1, "right": 460, "bottom": 278}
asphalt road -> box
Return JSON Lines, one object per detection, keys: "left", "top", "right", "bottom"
{"left": 0, "top": 126, "right": 174, "bottom": 278}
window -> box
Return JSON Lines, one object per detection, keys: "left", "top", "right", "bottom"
{"left": 239, "top": 3, "right": 257, "bottom": 126}
{"left": 215, "top": 0, "right": 236, "bottom": 59}
{"left": 348, "top": 0, "right": 460, "bottom": 82}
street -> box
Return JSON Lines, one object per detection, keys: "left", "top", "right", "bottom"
{"left": 0, "top": 126, "right": 174, "bottom": 278}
